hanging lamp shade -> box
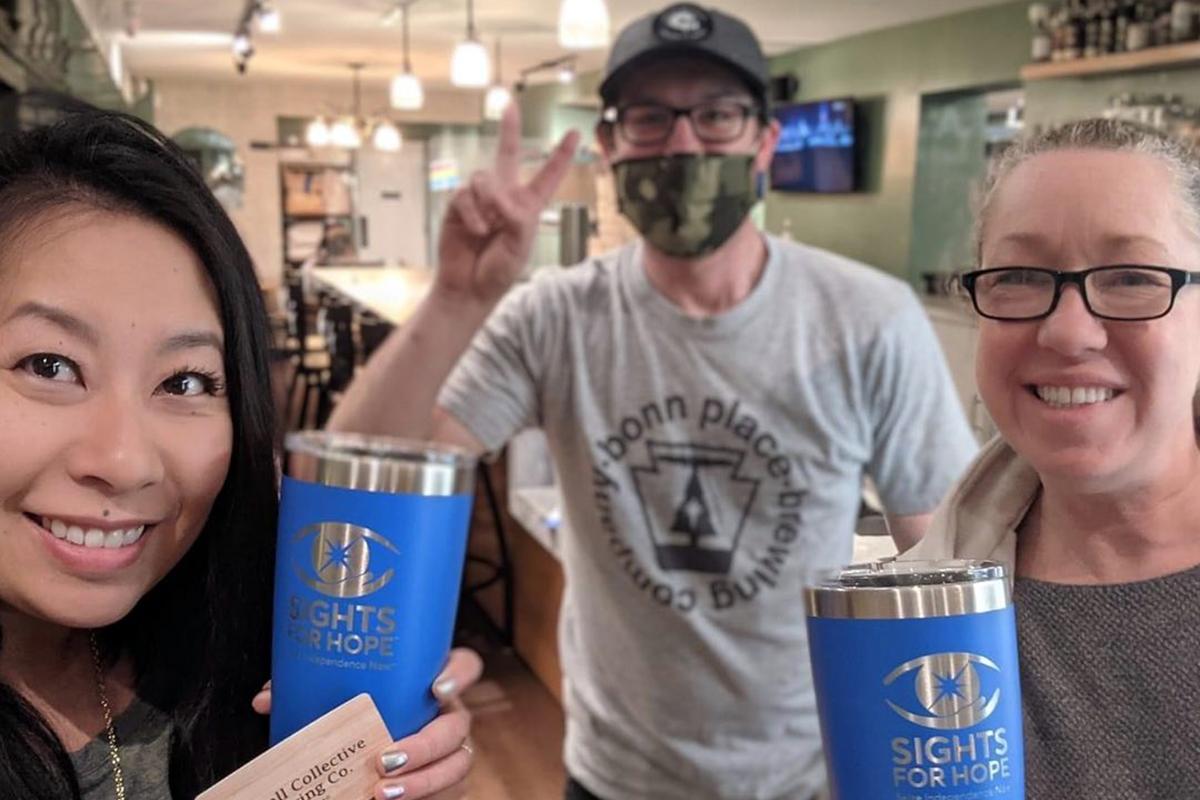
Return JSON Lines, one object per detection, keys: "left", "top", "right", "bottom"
{"left": 390, "top": 2, "right": 425, "bottom": 109}
{"left": 373, "top": 121, "right": 403, "bottom": 151}
{"left": 558, "top": 0, "right": 610, "bottom": 49}
{"left": 390, "top": 71, "right": 424, "bottom": 110}
{"left": 257, "top": 4, "right": 282, "bottom": 33}
{"left": 330, "top": 118, "right": 361, "bottom": 149}
{"left": 451, "top": 0, "right": 490, "bottom": 87}
{"left": 305, "top": 117, "right": 331, "bottom": 147}
{"left": 451, "top": 38, "right": 490, "bottom": 87}
{"left": 484, "top": 85, "right": 512, "bottom": 120}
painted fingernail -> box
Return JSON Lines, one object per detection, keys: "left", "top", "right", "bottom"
{"left": 380, "top": 784, "right": 405, "bottom": 800}
{"left": 380, "top": 750, "right": 408, "bottom": 773}
{"left": 434, "top": 677, "right": 457, "bottom": 697}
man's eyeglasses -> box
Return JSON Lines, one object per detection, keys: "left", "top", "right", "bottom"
{"left": 959, "top": 265, "right": 1200, "bottom": 322}
{"left": 602, "top": 100, "right": 761, "bottom": 146}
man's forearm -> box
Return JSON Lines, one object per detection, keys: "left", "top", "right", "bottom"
{"left": 326, "top": 290, "right": 495, "bottom": 437}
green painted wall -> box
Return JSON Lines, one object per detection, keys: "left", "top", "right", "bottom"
{"left": 765, "top": 2, "right": 1029, "bottom": 279}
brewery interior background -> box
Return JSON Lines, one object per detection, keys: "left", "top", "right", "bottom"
{"left": 5, "top": 0, "right": 1200, "bottom": 795}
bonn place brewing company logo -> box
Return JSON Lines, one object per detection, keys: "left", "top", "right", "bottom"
{"left": 883, "top": 652, "right": 1002, "bottom": 730}
{"left": 292, "top": 521, "right": 399, "bottom": 599}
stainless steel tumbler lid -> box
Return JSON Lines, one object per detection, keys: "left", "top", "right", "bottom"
{"left": 805, "top": 559, "right": 1010, "bottom": 620}
{"left": 285, "top": 431, "right": 477, "bottom": 496}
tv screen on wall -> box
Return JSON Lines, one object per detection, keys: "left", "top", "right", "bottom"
{"left": 769, "top": 98, "right": 858, "bottom": 193}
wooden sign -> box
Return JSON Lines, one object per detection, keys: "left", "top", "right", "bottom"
{"left": 198, "top": 694, "right": 391, "bottom": 800}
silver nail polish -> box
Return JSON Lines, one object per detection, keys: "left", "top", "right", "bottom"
{"left": 434, "top": 678, "right": 457, "bottom": 697}
{"left": 380, "top": 785, "right": 405, "bottom": 800}
{"left": 380, "top": 750, "right": 409, "bottom": 773}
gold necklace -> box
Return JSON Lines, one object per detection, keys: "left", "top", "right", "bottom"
{"left": 88, "top": 632, "right": 127, "bottom": 800}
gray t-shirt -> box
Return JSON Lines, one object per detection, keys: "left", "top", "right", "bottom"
{"left": 1015, "top": 565, "right": 1200, "bottom": 798}
{"left": 72, "top": 696, "right": 173, "bottom": 800}
{"left": 439, "top": 235, "right": 977, "bottom": 800}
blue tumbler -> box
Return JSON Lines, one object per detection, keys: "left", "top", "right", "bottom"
{"left": 806, "top": 559, "right": 1025, "bottom": 800}
{"left": 270, "top": 432, "right": 476, "bottom": 744}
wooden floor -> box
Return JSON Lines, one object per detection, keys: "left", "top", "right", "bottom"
{"left": 459, "top": 635, "right": 566, "bottom": 800}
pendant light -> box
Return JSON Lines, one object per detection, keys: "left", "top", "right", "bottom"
{"left": 483, "top": 38, "right": 512, "bottom": 121}
{"left": 305, "top": 117, "right": 331, "bottom": 147}
{"left": 256, "top": 2, "right": 282, "bottom": 33}
{"left": 373, "top": 120, "right": 403, "bottom": 151}
{"left": 331, "top": 64, "right": 365, "bottom": 149}
{"left": 450, "top": 0, "right": 490, "bottom": 88}
{"left": 558, "top": 0, "right": 610, "bottom": 49}
{"left": 390, "top": 1, "right": 424, "bottom": 110}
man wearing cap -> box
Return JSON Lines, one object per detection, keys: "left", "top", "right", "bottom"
{"left": 330, "top": 4, "right": 976, "bottom": 798}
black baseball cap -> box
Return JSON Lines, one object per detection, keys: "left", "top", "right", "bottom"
{"left": 598, "top": 3, "right": 769, "bottom": 108}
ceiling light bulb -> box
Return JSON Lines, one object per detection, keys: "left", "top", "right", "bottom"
{"left": 373, "top": 121, "right": 403, "bottom": 151}
{"left": 232, "top": 32, "right": 252, "bottom": 57}
{"left": 558, "top": 0, "right": 610, "bottom": 49}
{"left": 451, "top": 38, "right": 491, "bottom": 88}
{"left": 390, "top": 71, "right": 424, "bottom": 110}
{"left": 330, "top": 118, "right": 362, "bottom": 149}
{"left": 305, "top": 117, "right": 331, "bottom": 148}
{"left": 258, "top": 5, "right": 281, "bottom": 33}
{"left": 484, "top": 84, "right": 512, "bottom": 120}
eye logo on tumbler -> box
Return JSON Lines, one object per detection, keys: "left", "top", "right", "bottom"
{"left": 292, "top": 522, "right": 400, "bottom": 599}
{"left": 883, "top": 652, "right": 1003, "bottom": 730}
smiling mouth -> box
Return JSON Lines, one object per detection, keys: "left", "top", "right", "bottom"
{"left": 26, "top": 514, "right": 151, "bottom": 549}
{"left": 1026, "top": 385, "right": 1123, "bottom": 408}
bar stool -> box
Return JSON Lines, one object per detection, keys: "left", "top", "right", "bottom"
{"left": 314, "top": 302, "right": 357, "bottom": 428}
{"left": 358, "top": 313, "right": 394, "bottom": 365}
{"left": 284, "top": 278, "right": 333, "bottom": 430}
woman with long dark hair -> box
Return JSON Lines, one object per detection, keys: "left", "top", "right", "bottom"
{"left": 0, "top": 111, "right": 478, "bottom": 799}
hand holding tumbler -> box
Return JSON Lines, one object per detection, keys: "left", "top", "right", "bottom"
{"left": 269, "top": 432, "right": 477, "bottom": 744}
{"left": 806, "top": 560, "right": 1025, "bottom": 800}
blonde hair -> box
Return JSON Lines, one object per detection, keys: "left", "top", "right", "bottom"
{"left": 974, "top": 118, "right": 1200, "bottom": 428}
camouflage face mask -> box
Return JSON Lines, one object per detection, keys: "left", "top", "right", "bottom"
{"left": 614, "top": 153, "right": 761, "bottom": 259}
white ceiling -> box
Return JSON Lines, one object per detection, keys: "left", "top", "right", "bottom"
{"left": 110, "top": 0, "right": 1015, "bottom": 88}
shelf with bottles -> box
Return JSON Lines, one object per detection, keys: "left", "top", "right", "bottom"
{"left": 1023, "top": 1, "right": 1200, "bottom": 80}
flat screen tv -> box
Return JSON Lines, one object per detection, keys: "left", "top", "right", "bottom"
{"left": 769, "top": 98, "right": 857, "bottom": 193}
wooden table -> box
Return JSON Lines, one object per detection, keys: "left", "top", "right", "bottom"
{"left": 308, "top": 266, "right": 434, "bottom": 326}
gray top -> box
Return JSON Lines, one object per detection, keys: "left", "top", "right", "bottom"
{"left": 439, "top": 235, "right": 977, "bottom": 799}
{"left": 1015, "top": 564, "right": 1200, "bottom": 799}
{"left": 71, "top": 696, "right": 173, "bottom": 800}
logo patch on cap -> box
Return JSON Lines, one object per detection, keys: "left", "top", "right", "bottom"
{"left": 653, "top": 3, "right": 712, "bottom": 42}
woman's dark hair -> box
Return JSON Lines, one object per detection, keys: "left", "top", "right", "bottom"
{"left": 0, "top": 110, "right": 278, "bottom": 797}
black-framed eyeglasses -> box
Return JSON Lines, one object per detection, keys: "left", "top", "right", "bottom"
{"left": 959, "top": 265, "right": 1200, "bottom": 321}
{"left": 601, "top": 100, "right": 761, "bottom": 146}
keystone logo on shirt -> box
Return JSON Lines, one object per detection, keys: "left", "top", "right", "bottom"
{"left": 591, "top": 393, "right": 804, "bottom": 614}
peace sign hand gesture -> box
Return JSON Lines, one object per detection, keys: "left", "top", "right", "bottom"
{"left": 435, "top": 104, "right": 580, "bottom": 308}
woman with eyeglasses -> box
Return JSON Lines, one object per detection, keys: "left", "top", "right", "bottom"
{"left": 907, "top": 118, "right": 1200, "bottom": 796}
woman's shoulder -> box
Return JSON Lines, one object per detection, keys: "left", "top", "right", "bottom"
{"left": 905, "top": 436, "right": 1039, "bottom": 570}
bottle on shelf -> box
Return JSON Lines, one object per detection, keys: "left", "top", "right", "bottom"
{"left": 1085, "top": 0, "right": 1103, "bottom": 56}
{"left": 1126, "top": 0, "right": 1152, "bottom": 49}
{"left": 1066, "top": 0, "right": 1085, "bottom": 58}
{"left": 1114, "top": 0, "right": 1133, "bottom": 51}
{"left": 1170, "top": 0, "right": 1196, "bottom": 42}
{"left": 1030, "top": 3, "right": 1054, "bottom": 61}
{"left": 1153, "top": 0, "right": 1174, "bottom": 45}
{"left": 1099, "top": 0, "right": 1118, "bottom": 52}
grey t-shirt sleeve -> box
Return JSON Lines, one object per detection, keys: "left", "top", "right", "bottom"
{"left": 862, "top": 292, "right": 978, "bottom": 515}
{"left": 437, "top": 279, "right": 558, "bottom": 452}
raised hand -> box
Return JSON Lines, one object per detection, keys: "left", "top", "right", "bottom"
{"left": 435, "top": 103, "right": 580, "bottom": 307}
